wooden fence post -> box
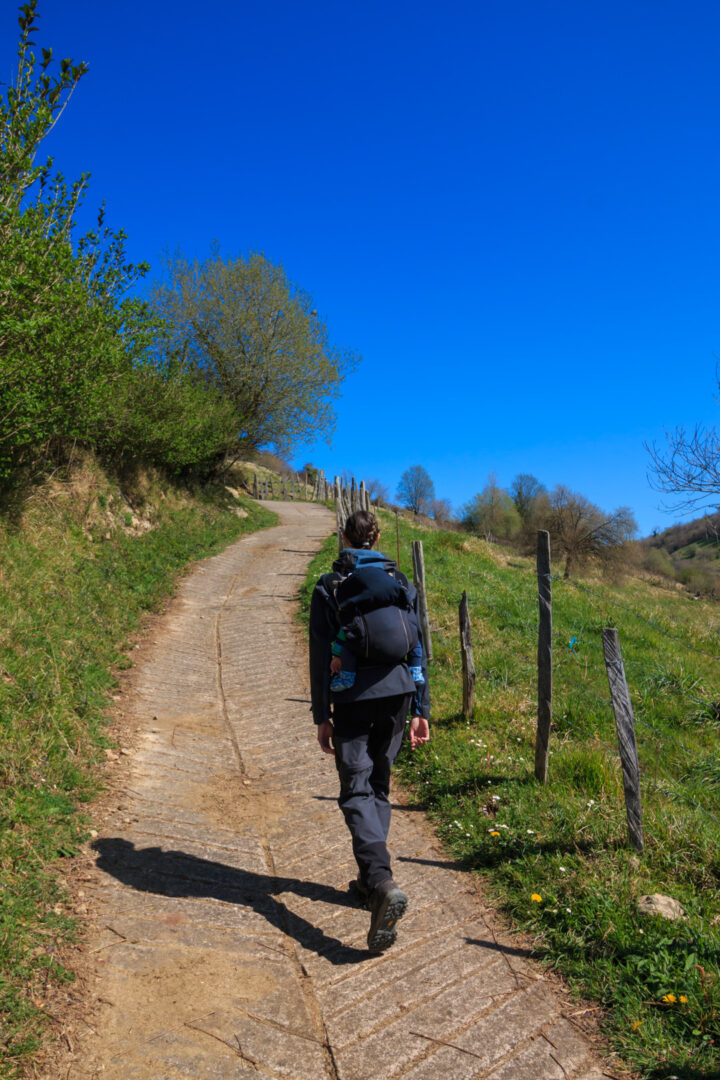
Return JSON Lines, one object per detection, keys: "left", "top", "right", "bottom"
{"left": 394, "top": 510, "right": 401, "bottom": 569}
{"left": 359, "top": 481, "right": 367, "bottom": 513}
{"left": 411, "top": 540, "right": 433, "bottom": 661}
{"left": 459, "top": 590, "right": 475, "bottom": 719}
{"left": 335, "top": 499, "right": 345, "bottom": 553}
{"left": 253, "top": 474, "right": 259, "bottom": 499}
{"left": 535, "top": 530, "right": 552, "bottom": 783}
{"left": 602, "top": 628, "right": 644, "bottom": 852}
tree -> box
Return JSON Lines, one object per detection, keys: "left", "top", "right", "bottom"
{"left": 461, "top": 475, "right": 520, "bottom": 541}
{"left": 547, "top": 485, "right": 636, "bottom": 577}
{"left": 430, "top": 497, "right": 453, "bottom": 524}
{"left": 0, "top": 1, "right": 160, "bottom": 483}
{"left": 396, "top": 465, "right": 435, "bottom": 514}
{"left": 0, "top": 2, "right": 244, "bottom": 488}
{"left": 646, "top": 423, "right": 720, "bottom": 513}
{"left": 150, "top": 249, "right": 359, "bottom": 457}
{"left": 510, "top": 473, "right": 547, "bottom": 524}
{"left": 365, "top": 477, "right": 390, "bottom": 506}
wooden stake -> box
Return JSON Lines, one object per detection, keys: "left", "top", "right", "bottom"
{"left": 335, "top": 499, "right": 345, "bottom": 554}
{"left": 459, "top": 590, "right": 475, "bottom": 718}
{"left": 602, "top": 628, "right": 644, "bottom": 851}
{"left": 412, "top": 540, "right": 433, "bottom": 662}
{"left": 535, "top": 530, "right": 552, "bottom": 783}
{"left": 395, "top": 510, "right": 401, "bottom": 569}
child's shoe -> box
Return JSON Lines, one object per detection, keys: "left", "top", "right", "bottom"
{"left": 331, "top": 670, "right": 356, "bottom": 692}
{"left": 409, "top": 665, "right": 424, "bottom": 684}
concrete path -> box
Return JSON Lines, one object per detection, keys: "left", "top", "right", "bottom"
{"left": 52, "top": 502, "right": 607, "bottom": 1080}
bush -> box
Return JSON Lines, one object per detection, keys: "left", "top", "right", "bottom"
{"left": 677, "top": 565, "right": 717, "bottom": 596}
{"left": 93, "top": 362, "right": 240, "bottom": 475}
{"left": 644, "top": 547, "right": 675, "bottom": 578}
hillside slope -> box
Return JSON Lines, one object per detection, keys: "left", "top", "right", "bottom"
{"left": 644, "top": 512, "right": 720, "bottom": 596}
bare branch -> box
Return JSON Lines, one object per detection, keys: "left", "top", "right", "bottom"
{"left": 645, "top": 426, "right": 720, "bottom": 513}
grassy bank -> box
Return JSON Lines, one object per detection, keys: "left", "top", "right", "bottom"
{"left": 0, "top": 463, "right": 275, "bottom": 1077}
{"left": 301, "top": 514, "right": 720, "bottom": 1079}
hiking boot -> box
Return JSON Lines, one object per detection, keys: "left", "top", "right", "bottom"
{"left": 348, "top": 875, "right": 370, "bottom": 909}
{"left": 367, "top": 879, "right": 408, "bottom": 953}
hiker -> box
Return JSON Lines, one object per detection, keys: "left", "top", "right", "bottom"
{"left": 309, "top": 509, "right": 430, "bottom": 952}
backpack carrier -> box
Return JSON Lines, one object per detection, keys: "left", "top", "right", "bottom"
{"left": 331, "top": 563, "right": 420, "bottom": 664}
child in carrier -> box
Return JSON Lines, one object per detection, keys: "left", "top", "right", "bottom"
{"left": 330, "top": 546, "right": 425, "bottom": 693}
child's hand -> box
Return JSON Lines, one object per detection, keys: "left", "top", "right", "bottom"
{"left": 330, "top": 657, "right": 342, "bottom": 674}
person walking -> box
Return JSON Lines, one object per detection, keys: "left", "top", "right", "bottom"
{"left": 309, "top": 509, "right": 430, "bottom": 952}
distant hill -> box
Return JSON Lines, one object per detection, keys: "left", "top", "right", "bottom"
{"left": 642, "top": 512, "right": 720, "bottom": 596}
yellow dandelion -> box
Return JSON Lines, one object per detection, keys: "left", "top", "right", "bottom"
{"left": 679, "top": 995, "right": 688, "bottom": 1004}
{"left": 662, "top": 994, "right": 677, "bottom": 1004}
{"left": 490, "top": 830, "right": 500, "bottom": 837}
{"left": 631, "top": 1020, "right": 642, "bottom": 1031}
{"left": 531, "top": 893, "right": 542, "bottom": 903}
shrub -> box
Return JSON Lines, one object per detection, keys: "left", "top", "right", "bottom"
{"left": 644, "top": 547, "right": 675, "bottom": 578}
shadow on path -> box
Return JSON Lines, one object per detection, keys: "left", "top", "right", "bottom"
{"left": 93, "top": 838, "right": 369, "bottom": 966}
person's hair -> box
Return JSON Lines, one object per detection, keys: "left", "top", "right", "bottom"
{"left": 343, "top": 510, "right": 380, "bottom": 549}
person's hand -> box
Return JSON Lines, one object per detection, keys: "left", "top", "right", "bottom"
{"left": 330, "top": 657, "right": 342, "bottom": 674}
{"left": 408, "top": 716, "right": 430, "bottom": 750}
{"left": 317, "top": 720, "right": 335, "bottom": 755}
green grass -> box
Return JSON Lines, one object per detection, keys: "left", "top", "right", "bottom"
{"left": 0, "top": 473, "right": 275, "bottom": 1077}
{"left": 303, "top": 512, "right": 720, "bottom": 1080}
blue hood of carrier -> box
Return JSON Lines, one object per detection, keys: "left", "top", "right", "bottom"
{"left": 332, "top": 548, "right": 396, "bottom": 575}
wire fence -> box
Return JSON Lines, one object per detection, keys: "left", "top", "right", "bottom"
{"left": 263, "top": 482, "right": 720, "bottom": 840}
{"left": 411, "top": 530, "right": 720, "bottom": 841}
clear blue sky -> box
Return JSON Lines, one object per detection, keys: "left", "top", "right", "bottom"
{"left": 5, "top": 0, "right": 720, "bottom": 536}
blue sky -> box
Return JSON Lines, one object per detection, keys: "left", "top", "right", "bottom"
{"left": 5, "top": 0, "right": 720, "bottom": 535}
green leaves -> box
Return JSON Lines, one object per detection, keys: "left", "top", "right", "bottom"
{"left": 150, "top": 249, "right": 360, "bottom": 457}
{"left": 0, "top": 4, "right": 238, "bottom": 486}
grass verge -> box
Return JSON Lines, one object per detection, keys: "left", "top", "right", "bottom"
{"left": 302, "top": 512, "right": 720, "bottom": 1080}
{"left": 0, "top": 465, "right": 275, "bottom": 1077}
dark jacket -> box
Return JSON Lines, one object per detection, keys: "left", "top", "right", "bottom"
{"left": 309, "top": 548, "right": 431, "bottom": 725}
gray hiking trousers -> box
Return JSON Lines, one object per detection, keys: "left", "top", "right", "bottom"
{"left": 332, "top": 693, "right": 413, "bottom": 892}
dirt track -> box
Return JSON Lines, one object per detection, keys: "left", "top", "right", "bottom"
{"left": 47, "top": 501, "right": 608, "bottom": 1079}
